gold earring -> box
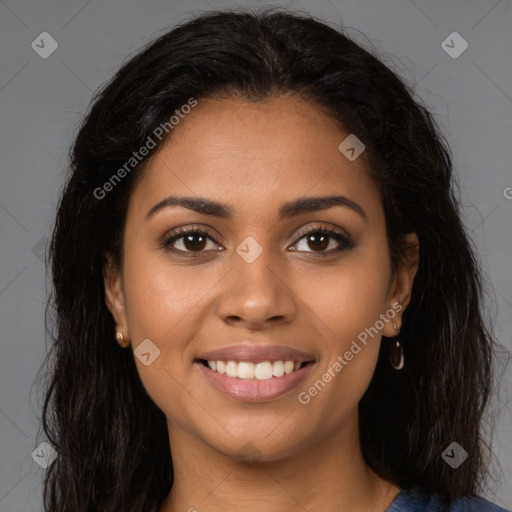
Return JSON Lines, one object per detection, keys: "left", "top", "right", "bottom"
{"left": 116, "top": 330, "right": 130, "bottom": 348}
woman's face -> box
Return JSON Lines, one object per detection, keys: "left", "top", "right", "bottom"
{"left": 104, "top": 94, "right": 418, "bottom": 461}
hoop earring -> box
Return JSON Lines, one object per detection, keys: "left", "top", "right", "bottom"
{"left": 389, "top": 321, "right": 404, "bottom": 370}
{"left": 116, "top": 330, "right": 130, "bottom": 348}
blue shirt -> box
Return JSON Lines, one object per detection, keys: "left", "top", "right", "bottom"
{"left": 386, "top": 488, "right": 511, "bottom": 511}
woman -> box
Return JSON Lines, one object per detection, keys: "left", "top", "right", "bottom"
{"left": 40, "top": 8, "right": 509, "bottom": 512}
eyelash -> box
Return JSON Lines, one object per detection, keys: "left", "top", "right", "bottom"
{"left": 162, "top": 224, "right": 354, "bottom": 258}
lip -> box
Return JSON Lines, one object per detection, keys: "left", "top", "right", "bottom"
{"left": 195, "top": 342, "right": 316, "bottom": 402}
{"left": 196, "top": 360, "right": 315, "bottom": 402}
{"left": 197, "top": 342, "right": 316, "bottom": 364}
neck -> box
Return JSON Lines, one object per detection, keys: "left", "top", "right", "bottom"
{"left": 159, "top": 413, "right": 400, "bottom": 512}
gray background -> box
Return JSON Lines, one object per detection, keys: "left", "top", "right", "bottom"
{"left": 1, "top": 0, "right": 511, "bottom": 510}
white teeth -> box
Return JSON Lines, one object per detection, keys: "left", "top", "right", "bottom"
{"left": 255, "top": 361, "right": 273, "bottom": 380}
{"left": 225, "top": 360, "right": 238, "bottom": 377}
{"left": 206, "top": 359, "right": 305, "bottom": 379}
{"left": 284, "top": 361, "right": 295, "bottom": 374}
{"left": 238, "top": 361, "right": 255, "bottom": 379}
{"left": 272, "top": 360, "right": 284, "bottom": 377}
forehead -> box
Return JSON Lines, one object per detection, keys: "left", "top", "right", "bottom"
{"left": 128, "top": 95, "right": 382, "bottom": 225}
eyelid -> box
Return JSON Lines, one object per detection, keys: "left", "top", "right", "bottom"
{"left": 162, "top": 224, "right": 222, "bottom": 245}
{"left": 292, "top": 223, "right": 351, "bottom": 243}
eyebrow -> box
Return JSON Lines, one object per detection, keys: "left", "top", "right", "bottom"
{"left": 146, "top": 194, "right": 368, "bottom": 221}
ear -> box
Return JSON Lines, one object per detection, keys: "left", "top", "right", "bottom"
{"left": 103, "top": 253, "right": 129, "bottom": 343}
{"left": 382, "top": 232, "right": 420, "bottom": 337}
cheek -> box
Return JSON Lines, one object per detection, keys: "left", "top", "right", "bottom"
{"left": 122, "top": 247, "right": 214, "bottom": 343}
{"left": 294, "top": 251, "right": 389, "bottom": 410}
{"left": 120, "top": 251, "right": 198, "bottom": 406}
{"left": 298, "top": 250, "right": 390, "bottom": 344}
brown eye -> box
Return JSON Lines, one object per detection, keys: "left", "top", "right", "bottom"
{"left": 163, "top": 228, "right": 220, "bottom": 255}
{"left": 291, "top": 225, "right": 354, "bottom": 254}
{"left": 303, "top": 232, "right": 330, "bottom": 251}
{"left": 179, "top": 233, "right": 208, "bottom": 251}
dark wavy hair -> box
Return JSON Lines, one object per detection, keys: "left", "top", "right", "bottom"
{"left": 39, "top": 7, "right": 501, "bottom": 511}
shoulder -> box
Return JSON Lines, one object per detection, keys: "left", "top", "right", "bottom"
{"left": 437, "top": 495, "right": 510, "bottom": 512}
{"left": 387, "top": 488, "right": 511, "bottom": 512}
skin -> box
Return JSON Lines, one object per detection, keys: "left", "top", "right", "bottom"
{"left": 104, "top": 94, "right": 419, "bottom": 512}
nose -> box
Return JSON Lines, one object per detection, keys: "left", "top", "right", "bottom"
{"left": 215, "top": 239, "right": 297, "bottom": 330}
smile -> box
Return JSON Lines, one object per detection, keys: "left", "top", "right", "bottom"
{"left": 200, "top": 359, "right": 313, "bottom": 380}
{"left": 195, "top": 359, "right": 315, "bottom": 402}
